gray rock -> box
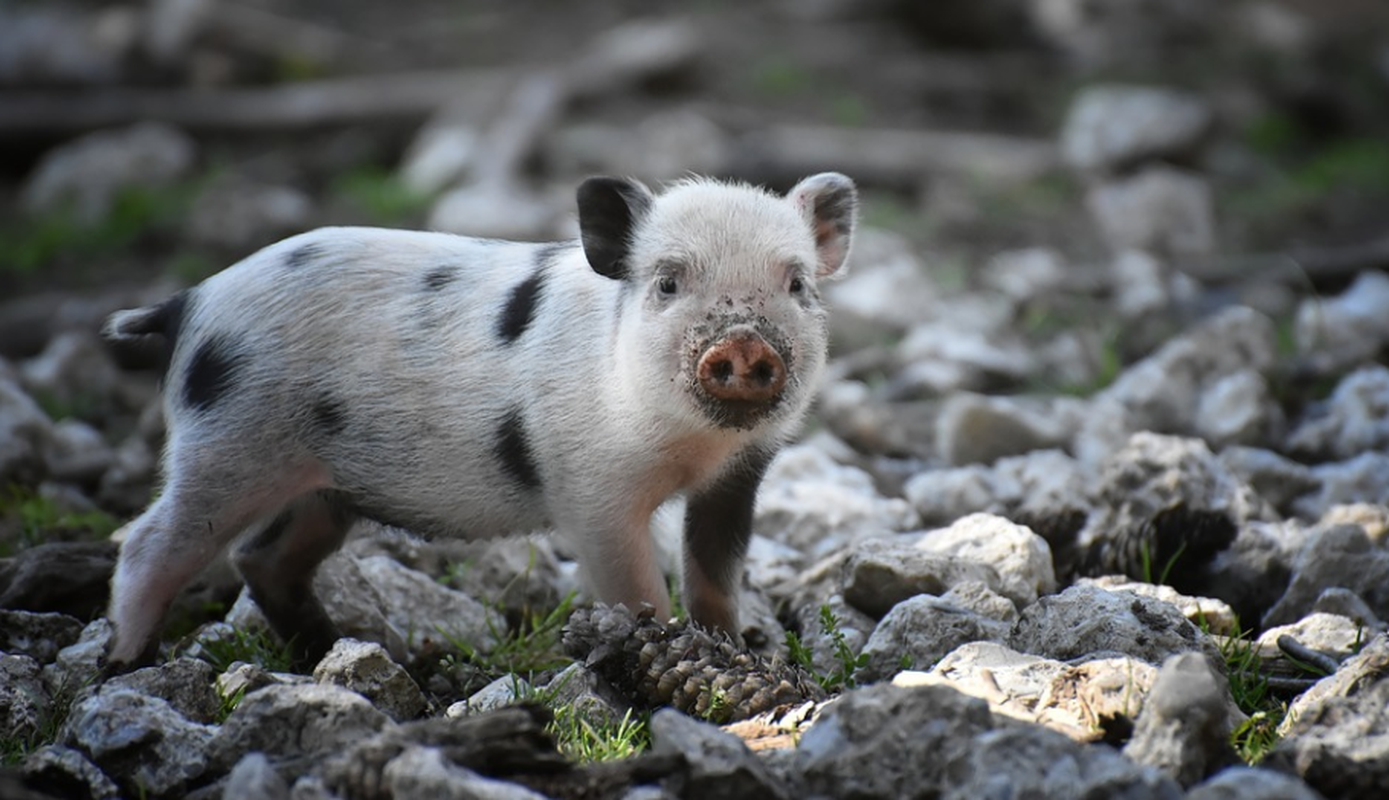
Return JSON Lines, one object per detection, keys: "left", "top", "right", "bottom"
{"left": 1082, "top": 576, "right": 1238, "bottom": 636}
{"left": 981, "top": 247, "right": 1068, "bottom": 301}
{"left": 0, "top": 540, "right": 117, "bottom": 620}
{"left": 1010, "top": 584, "right": 1218, "bottom": 666}
{"left": 0, "top": 654, "right": 50, "bottom": 744}
{"left": 428, "top": 182, "right": 558, "bottom": 241}
{"left": 1312, "top": 587, "right": 1384, "bottom": 631}
{"left": 222, "top": 752, "right": 291, "bottom": 800}
{"left": 448, "top": 674, "right": 530, "bottom": 717}
{"left": 1219, "top": 446, "right": 1319, "bottom": 515}
{"left": 0, "top": 370, "right": 53, "bottom": 486}
{"left": 63, "top": 689, "right": 215, "bottom": 797}
{"left": 913, "top": 513, "right": 1057, "bottom": 606}
{"left": 400, "top": 120, "right": 480, "bottom": 195}
{"left": 214, "top": 661, "right": 311, "bottom": 704}
{"left": 1196, "top": 369, "right": 1282, "bottom": 448}
{"left": 1077, "top": 307, "right": 1278, "bottom": 462}
{"left": 1263, "top": 524, "right": 1389, "bottom": 629}
{"left": 0, "top": 5, "right": 137, "bottom": 85}
{"left": 103, "top": 657, "right": 220, "bottom": 724}
{"left": 1294, "top": 270, "right": 1389, "bottom": 366}
{"left": 225, "top": 552, "right": 418, "bottom": 663}
{"left": 940, "top": 725, "right": 1183, "bottom": 800}
{"left": 1076, "top": 433, "right": 1250, "bottom": 583}
{"left": 0, "top": 609, "right": 84, "bottom": 663}
{"left": 20, "top": 745, "right": 121, "bottom": 800}
{"left": 535, "top": 662, "right": 627, "bottom": 728}
{"left": 187, "top": 176, "right": 313, "bottom": 252}
{"left": 42, "top": 618, "right": 112, "bottom": 698}
{"left": 940, "top": 580, "right": 1019, "bottom": 623}
{"left": 22, "top": 123, "right": 197, "bottom": 224}
{"left": 207, "top": 683, "right": 392, "bottom": 776}
{"left": 1186, "top": 767, "right": 1326, "bottom": 800}
{"left": 355, "top": 554, "right": 497, "bottom": 655}
{"left": 313, "top": 638, "right": 426, "bottom": 722}
{"left": 895, "top": 318, "right": 1038, "bottom": 392}
{"left": 913, "top": 642, "right": 1161, "bottom": 742}
{"left": 1258, "top": 613, "right": 1368, "bottom": 662}
{"left": 904, "top": 447, "right": 1090, "bottom": 528}
{"left": 1029, "top": 0, "right": 1211, "bottom": 68}
{"left": 650, "top": 708, "right": 786, "bottom": 800}
{"left": 1266, "top": 634, "right": 1389, "bottom": 799}
{"left": 41, "top": 418, "right": 114, "bottom": 485}
{"left": 1287, "top": 365, "right": 1389, "bottom": 460}
{"left": 1295, "top": 454, "right": 1389, "bottom": 520}
{"left": 97, "top": 432, "right": 159, "bottom": 514}
{"left": 841, "top": 536, "right": 1003, "bottom": 618}
{"left": 934, "top": 392, "right": 1074, "bottom": 466}
{"left": 917, "top": 642, "right": 1068, "bottom": 723}
{"left": 20, "top": 330, "right": 127, "bottom": 422}
{"left": 1122, "top": 652, "right": 1236, "bottom": 787}
{"left": 433, "top": 536, "right": 564, "bottom": 620}
{"left": 382, "top": 745, "right": 550, "bottom": 800}
{"left": 1060, "top": 84, "right": 1212, "bottom": 173}
{"left": 902, "top": 464, "right": 999, "bottom": 526}
{"left": 1087, "top": 167, "right": 1215, "bottom": 257}
{"left": 795, "top": 683, "right": 1002, "bottom": 799}
{"left": 1112, "top": 248, "right": 1174, "bottom": 318}
{"left": 824, "top": 229, "right": 940, "bottom": 350}
{"left": 858, "top": 594, "right": 1011, "bottom": 681}
{"left": 756, "top": 444, "right": 919, "bottom": 560}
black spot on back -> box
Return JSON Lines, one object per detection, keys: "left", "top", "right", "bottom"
{"left": 423, "top": 266, "right": 458, "bottom": 292}
{"left": 312, "top": 395, "right": 349, "bottom": 436}
{"left": 285, "top": 243, "right": 326, "bottom": 270}
{"left": 183, "top": 334, "right": 246, "bottom": 412}
{"left": 494, "top": 408, "right": 541, "bottom": 489}
{"left": 496, "top": 269, "right": 546, "bottom": 343}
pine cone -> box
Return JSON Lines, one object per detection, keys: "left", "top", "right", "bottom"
{"left": 562, "top": 605, "right": 826, "bottom": 723}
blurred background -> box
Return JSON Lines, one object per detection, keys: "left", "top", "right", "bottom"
{"left": 3, "top": 0, "right": 1389, "bottom": 306}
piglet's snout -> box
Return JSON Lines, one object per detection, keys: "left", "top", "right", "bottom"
{"left": 697, "top": 329, "right": 787, "bottom": 404}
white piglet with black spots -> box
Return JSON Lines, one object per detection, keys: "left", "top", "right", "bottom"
{"left": 102, "top": 173, "right": 857, "bottom": 670}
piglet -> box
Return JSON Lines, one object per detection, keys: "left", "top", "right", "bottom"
{"left": 102, "top": 173, "right": 857, "bottom": 670}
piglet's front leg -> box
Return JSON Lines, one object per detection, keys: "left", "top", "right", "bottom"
{"left": 681, "top": 450, "right": 774, "bottom": 637}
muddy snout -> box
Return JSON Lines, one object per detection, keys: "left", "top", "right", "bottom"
{"left": 697, "top": 328, "right": 788, "bottom": 404}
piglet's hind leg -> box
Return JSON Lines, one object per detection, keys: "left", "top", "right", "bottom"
{"left": 233, "top": 490, "right": 357, "bottom": 670}
{"left": 108, "top": 490, "right": 263, "bottom": 669}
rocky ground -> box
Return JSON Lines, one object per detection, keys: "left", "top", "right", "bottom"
{"left": 4, "top": 1, "right": 1389, "bottom": 799}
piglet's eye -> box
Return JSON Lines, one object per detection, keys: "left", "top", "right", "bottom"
{"left": 789, "top": 276, "right": 806, "bottom": 294}
{"left": 657, "top": 275, "right": 678, "bottom": 296}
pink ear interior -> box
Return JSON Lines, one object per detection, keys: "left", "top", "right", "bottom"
{"left": 790, "top": 173, "right": 857, "bottom": 280}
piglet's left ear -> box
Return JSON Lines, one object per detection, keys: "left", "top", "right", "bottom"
{"left": 787, "top": 172, "right": 857, "bottom": 279}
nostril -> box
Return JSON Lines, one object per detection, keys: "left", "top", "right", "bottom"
{"left": 711, "top": 359, "right": 734, "bottom": 383}
{"left": 751, "top": 360, "right": 775, "bottom": 386}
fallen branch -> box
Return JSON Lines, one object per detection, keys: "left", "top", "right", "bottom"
{"left": 1179, "top": 237, "right": 1389, "bottom": 287}
{"left": 0, "top": 18, "right": 699, "bottom": 141}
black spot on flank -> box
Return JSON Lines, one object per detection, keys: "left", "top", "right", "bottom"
{"left": 496, "top": 270, "right": 546, "bottom": 343}
{"left": 494, "top": 409, "right": 541, "bottom": 489}
{"left": 312, "top": 395, "right": 349, "bottom": 436}
{"left": 183, "top": 335, "right": 246, "bottom": 412}
{"left": 285, "top": 243, "right": 327, "bottom": 269}
{"left": 423, "top": 266, "right": 459, "bottom": 292}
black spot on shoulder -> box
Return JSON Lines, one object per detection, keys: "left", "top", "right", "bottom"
{"left": 183, "top": 334, "right": 247, "bottom": 412}
{"left": 494, "top": 408, "right": 541, "bottom": 489}
{"left": 285, "top": 243, "right": 327, "bottom": 270}
{"left": 312, "top": 395, "right": 349, "bottom": 436}
{"left": 423, "top": 266, "right": 459, "bottom": 292}
{"left": 496, "top": 269, "right": 546, "bottom": 343}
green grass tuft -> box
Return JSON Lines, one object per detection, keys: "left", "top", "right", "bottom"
{"left": 441, "top": 592, "right": 577, "bottom": 681}
{"left": 193, "top": 626, "right": 296, "bottom": 674}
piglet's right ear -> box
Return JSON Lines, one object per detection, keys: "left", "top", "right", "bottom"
{"left": 577, "top": 176, "right": 653, "bottom": 281}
